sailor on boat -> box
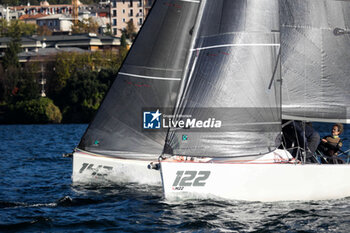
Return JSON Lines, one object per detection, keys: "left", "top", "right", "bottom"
{"left": 317, "top": 123, "right": 344, "bottom": 164}
{"left": 281, "top": 120, "right": 320, "bottom": 163}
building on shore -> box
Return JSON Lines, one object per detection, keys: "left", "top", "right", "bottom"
{"left": 9, "top": 1, "right": 88, "bottom": 17}
{"left": 2, "top": 0, "right": 155, "bottom": 37}
{"left": 36, "top": 14, "right": 73, "bottom": 32}
{"left": 0, "top": 33, "right": 125, "bottom": 65}
{"left": 109, "top": 0, "right": 154, "bottom": 37}
{"left": 19, "top": 13, "right": 48, "bottom": 24}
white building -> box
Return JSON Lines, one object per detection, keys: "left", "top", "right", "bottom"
{"left": 0, "top": 5, "right": 25, "bottom": 21}
{"left": 36, "top": 14, "right": 73, "bottom": 32}
{"left": 110, "top": 0, "right": 146, "bottom": 37}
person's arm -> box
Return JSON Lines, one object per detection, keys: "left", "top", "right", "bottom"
{"left": 321, "top": 136, "right": 328, "bottom": 143}
{"left": 324, "top": 139, "right": 342, "bottom": 151}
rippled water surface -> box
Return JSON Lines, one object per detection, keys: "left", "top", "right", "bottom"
{"left": 1, "top": 124, "right": 350, "bottom": 232}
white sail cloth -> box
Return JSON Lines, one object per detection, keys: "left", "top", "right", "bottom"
{"left": 165, "top": 0, "right": 282, "bottom": 157}
{"left": 281, "top": 0, "right": 350, "bottom": 123}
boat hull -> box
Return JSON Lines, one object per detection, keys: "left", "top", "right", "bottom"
{"left": 160, "top": 157, "right": 350, "bottom": 202}
{"left": 72, "top": 150, "right": 161, "bottom": 185}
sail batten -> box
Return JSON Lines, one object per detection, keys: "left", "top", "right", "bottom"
{"left": 118, "top": 72, "right": 182, "bottom": 81}
{"left": 191, "top": 43, "right": 280, "bottom": 51}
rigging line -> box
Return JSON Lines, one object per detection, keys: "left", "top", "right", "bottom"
{"left": 180, "top": 0, "right": 200, "bottom": 3}
{"left": 228, "top": 122, "right": 281, "bottom": 126}
{"left": 282, "top": 120, "right": 293, "bottom": 128}
{"left": 191, "top": 43, "right": 280, "bottom": 51}
{"left": 161, "top": 0, "right": 206, "bottom": 157}
{"left": 172, "top": 0, "right": 206, "bottom": 117}
{"left": 119, "top": 72, "right": 181, "bottom": 81}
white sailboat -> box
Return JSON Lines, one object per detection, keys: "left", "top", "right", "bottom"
{"left": 72, "top": 0, "right": 350, "bottom": 202}
{"left": 72, "top": 0, "right": 201, "bottom": 185}
{"left": 160, "top": 0, "right": 350, "bottom": 201}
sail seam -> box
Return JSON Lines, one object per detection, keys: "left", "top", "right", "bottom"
{"left": 191, "top": 43, "right": 280, "bottom": 51}
{"left": 119, "top": 72, "right": 181, "bottom": 81}
{"left": 282, "top": 114, "right": 350, "bottom": 124}
{"left": 180, "top": 0, "right": 200, "bottom": 3}
{"left": 282, "top": 24, "right": 350, "bottom": 31}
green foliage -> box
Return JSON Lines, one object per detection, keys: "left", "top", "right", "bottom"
{"left": 37, "top": 25, "right": 52, "bottom": 36}
{"left": 46, "top": 51, "right": 121, "bottom": 122}
{"left": 0, "top": 19, "right": 37, "bottom": 37}
{"left": 0, "top": 65, "right": 21, "bottom": 103}
{"left": 126, "top": 19, "right": 137, "bottom": 41}
{"left": 1, "top": 49, "right": 124, "bottom": 123}
{"left": 17, "top": 21, "right": 37, "bottom": 36}
{"left": 71, "top": 18, "right": 99, "bottom": 34}
{"left": 0, "top": 61, "right": 40, "bottom": 103}
{"left": 2, "top": 40, "right": 20, "bottom": 69}
{"left": 0, "top": 19, "right": 7, "bottom": 37}
{"left": 50, "top": 51, "right": 120, "bottom": 93}
{"left": 56, "top": 69, "right": 114, "bottom": 123}
{"left": 2, "top": 21, "right": 21, "bottom": 70}
{"left": 14, "top": 63, "right": 41, "bottom": 101}
{"left": 105, "top": 23, "right": 112, "bottom": 36}
{"left": 120, "top": 31, "right": 127, "bottom": 48}
{"left": 7, "top": 97, "right": 62, "bottom": 123}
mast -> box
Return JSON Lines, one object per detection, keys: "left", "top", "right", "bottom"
{"left": 173, "top": 0, "right": 206, "bottom": 114}
{"left": 162, "top": 0, "right": 206, "bottom": 155}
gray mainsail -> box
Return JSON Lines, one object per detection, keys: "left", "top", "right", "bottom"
{"left": 78, "top": 0, "right": 200, "bottom": 159}
{"left": 281, "top": 0, "right": 350, "bottom": 123}
{"left": 164, "top": 0, "right": 282, "bottom": 157}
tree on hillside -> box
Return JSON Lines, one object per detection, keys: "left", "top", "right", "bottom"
{"left": 0, "top": 19, "right": 37, "bottom": 37}
{"left": 71, "top": 18, "right": 99, "bottom": 34}
{"left": 0, "top": 64, "right": 6, "bottom": 102}
{"left": 0, "top": 19, "right": 7, "bottom": 37}
{"left": 120, "top": 31, "right": 127, "bottom": 48}
{"left": 125, "top": 19, "right": 137, "bottom": 42}
{"left": 3, "top": 21, "right": 21, "bottom": 70}
{"left": 58, "top": 70, "right": 107, "bottom": 122}
{"left": 37, "top": 25, "right": 52, "bottom": 36}
{"left": 17, "top": 21, "right": 37, "bottom": 36}
{"left": 104, "top": 23, "right": 112, "bottom": 36}
{"left": 1, "top": 21, "right": 39, "bottom": 103}
{"left": 13, "top": 62, "right": 41, "bottom": 102}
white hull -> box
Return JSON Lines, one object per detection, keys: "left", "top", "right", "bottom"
{"left": 72, "top": 150, "right": 161, "bottom": 185}
{"left": 160, "top": 150, "right": 350, "bottom": 202}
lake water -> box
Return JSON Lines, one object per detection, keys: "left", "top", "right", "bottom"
{"left": 1, "top": 123, "right": 350, "bottom": 232}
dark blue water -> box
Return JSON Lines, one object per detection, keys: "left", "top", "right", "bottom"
{"left": 1, "top": 124, "right": 350, "bottom": 232}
